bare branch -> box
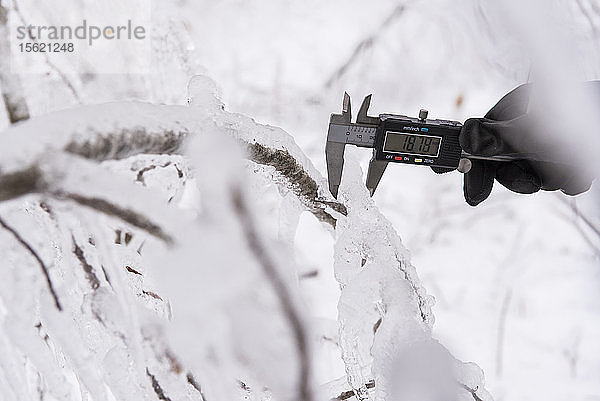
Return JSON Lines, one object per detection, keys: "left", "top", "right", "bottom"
{"left": 556, "top": 196, "right": 600, "bottom": 256}
{"left": 567, "top": 199, "right": 600, "bottom": 238}
{"left": 324, "top": 4, "right": 407, "bottom": 87}
{"left": 0, "top": 215, "right": 62, "bottom": 310}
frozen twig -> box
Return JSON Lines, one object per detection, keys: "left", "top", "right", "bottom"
{"left": 458, "top": 382, "right": 484, "bottom": 401}
{"left": 247, "top": 142, "right": 346, "bottom": 225}
{"left": 0, "top": 215, "right": 62, "bottom": 310}
{"left": 230, "top": 185, "right": 313, "bottom": 401}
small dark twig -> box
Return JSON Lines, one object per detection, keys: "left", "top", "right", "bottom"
{"left": 101, "top": 265, "right": 113, "bottom": 287}
{"left": 142, "top": 289, "right": 163, "bottom": 301}
{"left": 136, "top": 162, "right": 173, "bottom": 185}
{"left": 458, "top": 382, "right": 484, "bottom": 401}
{"left": 331, "top": 380, "right": 376, "bottom": 401}
{"left": 0, "top": 215, "right": 62, "bottom": 310}
{"left": 187, "top": 372, "right": 208, "bottom": 400}
{"left": 146, "top": 369, "right": 173, "bottom": 401}
{"left": 125, "top": 265, "right": 143, "bottom": 275}
{"left": 72, "top": 236, "right": 100, "bottom": 290}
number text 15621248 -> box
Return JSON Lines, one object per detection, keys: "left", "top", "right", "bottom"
{"left": 18, "top": 42, "right": 74, "bottom": 53}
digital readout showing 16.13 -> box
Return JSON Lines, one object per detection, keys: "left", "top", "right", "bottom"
{"left": 383, "top": 132, "right": 442, "bottom": 157}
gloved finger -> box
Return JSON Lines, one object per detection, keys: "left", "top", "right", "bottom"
{"left": 484, "top": 84, "right": 531, "bottom": 121}
{"left": 460, "top": 116, "right": 533, "bottom": 157}
{"left": 460, "top": 118, "right": 513, "bottom": 156}
{"left": 560, "top": 171, "right": 594, "bottom": 196}
{"left": 463, "top": 160, "right": 498, "bottom": 206}
{"left": 529, "top": 161, "right": 573, "bottom": 191}
{"left": 431, "top": 166, "right": 454, "bottom": 174}
{"left": 495, "top": 160, "right": 541, "bottom": 194}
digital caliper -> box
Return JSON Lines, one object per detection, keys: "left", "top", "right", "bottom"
{"left": 326, "top": 93, "right": 524, "bottom": 198}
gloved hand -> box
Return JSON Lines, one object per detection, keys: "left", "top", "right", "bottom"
{"left": 458, "top": 84, "right": 594, "bottom": 206}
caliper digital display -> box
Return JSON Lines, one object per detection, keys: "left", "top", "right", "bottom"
{"left": 373, "top": 114, "right": 462, "bottom": 169}
{"left": 382, "top": 132, "right": 442, "bottom": 157}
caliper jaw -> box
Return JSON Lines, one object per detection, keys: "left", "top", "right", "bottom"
{"left": 365, "top": 158, "right": 388, "bottom": 196}
{"left": 358, "top": 94, "right": 389, "bottom": 196}
{"left": 326, "top": 93, "right": 352, "bottom": 199}
{"left": 326, "top": 92, "right": 386, "bottom": 198}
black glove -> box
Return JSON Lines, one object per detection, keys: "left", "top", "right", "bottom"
{"left": 458, "top": 84, "right": 594, "bottom": 206}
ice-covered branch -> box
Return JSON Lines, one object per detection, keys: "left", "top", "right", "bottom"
{"left": 331, "top": 158, "right": 492, "bottom": 401}
{"left": 0, "top": 101, "right": 344, "bottom": 227}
